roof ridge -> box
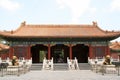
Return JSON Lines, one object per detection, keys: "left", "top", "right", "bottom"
{"left": 25, "top": 24, "right": 95, "bottom": 28}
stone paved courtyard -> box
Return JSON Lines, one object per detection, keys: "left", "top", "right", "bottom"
{"left": 0, "top": 70, "right": 120, "bottom": 80}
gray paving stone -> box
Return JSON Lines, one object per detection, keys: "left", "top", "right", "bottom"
{"left": 0, "top": 70, "right": 120, "bottom": 80}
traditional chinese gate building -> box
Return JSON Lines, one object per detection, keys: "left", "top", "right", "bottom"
{"left": 0, "top": 21, "right": 120, "bottom": 63}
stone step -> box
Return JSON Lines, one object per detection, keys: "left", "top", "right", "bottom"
{"left": 54, "top": 63, "right": 68, "bottom": 70}
{"left": 31, "top": 63, "right": 42, "bottom": 70}
{"left": 78, "top": 63, "right": 92, "bottom": 70}
{"left": 30, "top": 63, "right": 92, "bottom": 70}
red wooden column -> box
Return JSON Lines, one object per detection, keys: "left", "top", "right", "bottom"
{"left": 48, "top": 44, "right": 51, "bottom": 60}
{"left": 89, "top": 44, "right": 93, "bottom": 59}
{"left": 69, "top": 44, "right": 72, "bottom": 59}
{"left": 9, "top": 46, "right": 14, "bottom": 59}
{"left": 27, "top": 45, "right": 31, "bottom": 59}
{"left": 105, "top": 46, "right": 107, "bottom": 56}
{"left": 105, "top": 45, "right": 110, "bottom": 56}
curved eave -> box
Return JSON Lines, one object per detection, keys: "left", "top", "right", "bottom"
{"left": 110, "top": 49, "right": 120, "bottom": 53}
{"left": 0, "top": 34, "right": 118, "bottom": 38}
{"left": 3, "top": 31, "right": 120, "bottom": 37}
{"left": 0, "top": 34, "right": 119, "bottom": 42}
{"left": 1, "top": 31, "right": 119, "bottom": 39}
{"left": 0, "top": 22, "right": 120, "bottom": 41}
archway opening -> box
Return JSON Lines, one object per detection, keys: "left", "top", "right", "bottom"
{"left": 51, "top": 44, "right": 69, "bottom": 63}
{"left": 31, "top": 44, "right": 47, "bottom": 63}
{"left": 73, "top": 44, "right": 89, "bottom": 63}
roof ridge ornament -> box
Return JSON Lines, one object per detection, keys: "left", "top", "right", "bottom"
{"left": 21, "top": 21, "right": 26, "bottom": 26}
{"left": 92, "top": 21, "right": 97, "bottom": 26}
{"left": 11, "top": 30, "right": 13, "bottom": 34}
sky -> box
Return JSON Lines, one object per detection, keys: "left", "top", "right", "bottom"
{"left": 0, "top": 0, "right": 120, "bottom": 41}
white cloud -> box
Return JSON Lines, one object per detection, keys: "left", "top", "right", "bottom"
{"left": 56, "top": 0, "right": 92, "bottom": 23}
{"left": 0, "top": 0, "right": 20, "bottom": 11}
{"left": 110, "top": 0, "right": 120, "bottom": 11}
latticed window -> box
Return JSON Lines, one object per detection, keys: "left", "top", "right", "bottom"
{"left": 93, "top": 46, "right": 105, "bottom": 58}
{"left": 14, "top": 46, "right": 27, "bottom": 58}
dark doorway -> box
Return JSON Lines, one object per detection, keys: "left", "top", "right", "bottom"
{"left": 51, "top": 44, "right": 69, "bottom": 63}
{"left": 73, "top": 44, "right": 89, "bottom": 63}
{"left": 31, "top": 44, "right": 47, "bottom": 63}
